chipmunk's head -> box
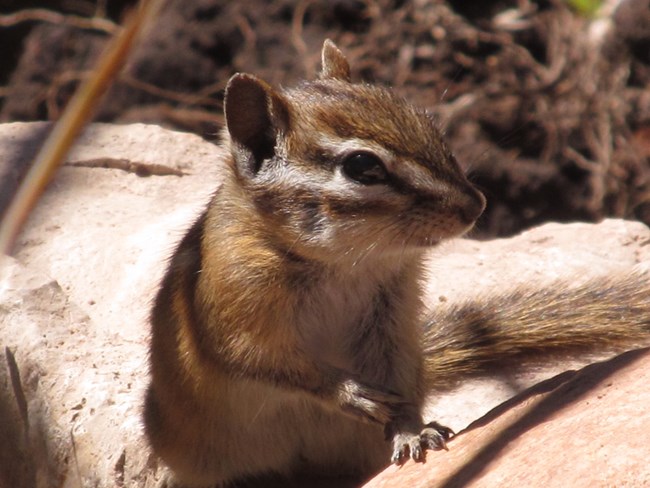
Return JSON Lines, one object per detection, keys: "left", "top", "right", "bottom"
{"left": 223, "top": 40, "right": 485, "bottom": 264}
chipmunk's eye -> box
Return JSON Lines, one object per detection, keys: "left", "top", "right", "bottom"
{"left": 342, "top": 152, "right": 388, "bottom": 185}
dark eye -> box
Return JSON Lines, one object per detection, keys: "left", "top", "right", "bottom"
{"left": 342, "top": 152, "right": 388, "bottom": 185}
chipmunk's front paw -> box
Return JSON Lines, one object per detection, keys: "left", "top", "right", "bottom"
{"left": 337, "top": 378, "right": 406, "bottom": 425}
{"left": 390, "top": 421, "right": 454, "bottom": 465}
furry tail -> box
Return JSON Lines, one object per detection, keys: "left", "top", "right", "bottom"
{"left": 423, "top": 272, "right": 650, "bottom": 388}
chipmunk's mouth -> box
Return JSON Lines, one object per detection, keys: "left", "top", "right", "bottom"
{"left": 395, "top": 233, "right": 442, "bottom": 250}
{"left": 418, "top": 236, "right": 442, "bottom": 247}
{"left": 413, "top": 219, "right": 478, "bottom": 246}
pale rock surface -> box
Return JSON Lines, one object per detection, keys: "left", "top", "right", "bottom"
{"left": 0, "top": 122, "right": 648, "bottom": 487}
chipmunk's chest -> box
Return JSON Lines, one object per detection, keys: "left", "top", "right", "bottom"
{"left": 295, "top": 270, "right": 396, "bottom": 372}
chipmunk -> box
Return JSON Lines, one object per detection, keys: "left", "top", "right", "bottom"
{"left": 144, "top": 40, "right": 650, "bottom": 487}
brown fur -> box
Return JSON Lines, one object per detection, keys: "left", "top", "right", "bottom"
{"left": 424, "top": 273, "right": 650, "bottom": 388}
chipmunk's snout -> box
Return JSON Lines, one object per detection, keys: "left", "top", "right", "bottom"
{"left": 460, "top": 187, "right": 486, "bottom": 225}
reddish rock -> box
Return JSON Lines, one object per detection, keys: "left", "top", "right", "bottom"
{"left": 365, "top": 349, "right": 650, "bottom": 488}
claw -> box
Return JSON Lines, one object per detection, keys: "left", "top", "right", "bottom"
{"left": 390, "top": 421, "right": 454, "bottom": 466}
{"left": 410, "top": 443, "right": 423, "bottom": 461}
{"left": 391, "top": 446, "right": 408, "bottom": 465}
{"left": 437, "top": 436, "right": 449, "bottom": 452}
{"left": 426, "top": 421, "right": 454, "bottom": 438}
{"left": 421, "top": 421, "right": 454, "bottom": 451}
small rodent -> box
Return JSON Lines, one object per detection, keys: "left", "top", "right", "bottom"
{"left": 144, "top": 40, "right": 650, "bottom": 487}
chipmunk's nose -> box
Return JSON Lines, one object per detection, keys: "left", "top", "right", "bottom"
{"left": 460, "top": 187, "right": 486, "bottom": 224}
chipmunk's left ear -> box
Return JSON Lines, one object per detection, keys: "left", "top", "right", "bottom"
{"left": 224, "top": 73, "right": 290, "bottom": 178}
{"left": 320, "top": 39, "right": 350, "bottom": 82}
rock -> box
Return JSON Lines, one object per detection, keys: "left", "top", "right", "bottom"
{"left": 364, "top": 348, "right": 650, "bottom": 488}
{"left": 1, "top": 122, "right": 221, "bottom": 487}
{"left": 0, "top": 122, "right": 648, "bottom": 487}
{"left": 3, "top": 122, "right": 222, "bottom": 340}
{"left": 1, "top": 255, "right": 155, "bottom": 487}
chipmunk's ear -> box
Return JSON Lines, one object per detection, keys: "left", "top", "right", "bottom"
{"left": 320, "top": 39, "right": 350, "bottom": 82}
{"left": 224, "top": 73, "right": 290, "bottom": 177}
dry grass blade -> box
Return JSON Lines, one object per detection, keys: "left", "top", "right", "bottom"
{"left": 0, "top": 8, "right": 119, "bottom": 34}
{"left": 0, "top": 0, "right": 164, "bottom": 255}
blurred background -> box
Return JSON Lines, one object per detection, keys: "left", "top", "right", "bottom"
{"left": 1, "top": 0, "right": 649, "bottom": 238}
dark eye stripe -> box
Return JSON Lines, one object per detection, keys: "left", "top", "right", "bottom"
{"left": 325, "top": 194, "right": 394, "bottom": 216}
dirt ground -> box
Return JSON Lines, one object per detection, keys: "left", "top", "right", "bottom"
{"left": 1, "top": 0, "right": 649, "bottom": 237}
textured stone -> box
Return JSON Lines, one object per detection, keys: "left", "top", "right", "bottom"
{"left": 364, "top": 349, "right": 650, "bottom": 488}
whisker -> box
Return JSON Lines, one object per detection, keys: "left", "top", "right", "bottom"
{"left": 284, "top": 229, "right": 306, "bottom": 260}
